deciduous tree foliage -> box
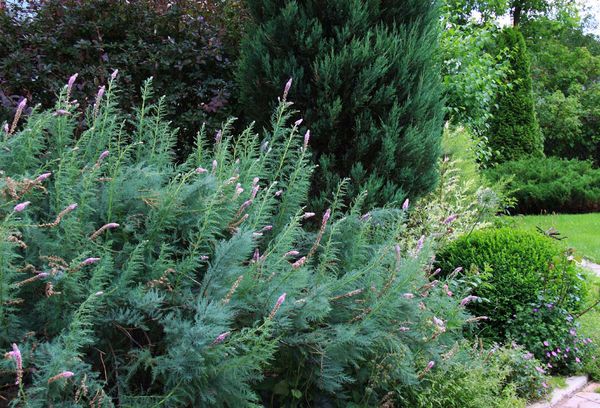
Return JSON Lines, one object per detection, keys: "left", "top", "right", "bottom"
{"left": 236, "top": 0, "right": 445, "bottom": 210}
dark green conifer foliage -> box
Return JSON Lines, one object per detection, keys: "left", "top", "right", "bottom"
{"left": 488, "top": 27, "right": 544, "bottom": 162}
{"left": 236, "top": 0, "right": 445, "bottom": 209}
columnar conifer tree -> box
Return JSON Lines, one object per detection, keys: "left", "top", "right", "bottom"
{"left": 488, "top": 27, "right": 544, "bottom": 162}
{"left": 236, "top": 0, "right": 445, "bottom": 209}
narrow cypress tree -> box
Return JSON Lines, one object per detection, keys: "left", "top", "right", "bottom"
{"left": 488, "top": 27, "right": 544, "bottom": 162}
{"left": 236, "top": 0, "right": 444, "bottom": 209}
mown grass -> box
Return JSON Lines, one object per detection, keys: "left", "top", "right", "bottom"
{"left": 509, "top": 213, "right": 600, "bottom": 262}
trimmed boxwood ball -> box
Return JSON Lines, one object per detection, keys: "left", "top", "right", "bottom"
{"left": 436, "top": 228, "right": 583, "bottom": 341}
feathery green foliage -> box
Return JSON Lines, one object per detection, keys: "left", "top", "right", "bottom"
{"left": 0, "top": 79, "right": 479, "bottom": 406}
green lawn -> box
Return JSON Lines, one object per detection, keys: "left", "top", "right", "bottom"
{"left": 510, "top": 213, "right": 600, "bottom": 263}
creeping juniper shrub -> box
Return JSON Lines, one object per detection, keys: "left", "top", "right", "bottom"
{"left": 0, "top": 78, "right": 480, "bottom": 406}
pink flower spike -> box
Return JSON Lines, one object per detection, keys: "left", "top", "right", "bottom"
{"left": 322, "top": 208, "right": 331, "bottom": 226}
{"left": 212, "top": 160, "right": 218, "bottom": 173}
{"left": 14, "top": 201, "right": 31, "bottom": 212}
{"left": 414, "top": 235, "right": 425, "bottom": 255}
{"left": 302, "top": 212, "right": 315, "bottom": 219}
{"left": 535, "top": 366, "right": 545, "bottom": 374}
{"left": 213, "top": 331, "right": 230, "bottom": 345}
{"left": 283, "top": 78, "right": 293, "bottom": 99}
{"left": 215, "top": 130, "right": 222, "bottom": 143}
{"left": 93, "top": 86, "right": 105, "bottom": 116}
{"left": 17, "top": 98, "right": 27, "bottom": 111}
{"left": 402, "top": 199, "right": 409, "bottom": 211}
{"left": 53, "top": 109, "right": 71, "bottom": 116}
{"left": 543, "top": 341, "right": 550, "bottom": 347}
{"left": 36, "top": 172, "right": 52, "bottom": 182}
{"left": 195, "top": 167, "right": 208, "bottom": 174}
{"left": 110, "top": 69, "right": 119, "bottom": 81}
{"left": 284, "top": 250, "right": 300, "bottom": 257}
{"left": 261, "top": 225, "right": 273, "bottom": 232}
{"left": 542, "top": 382, "right": 548, "bottom": 389}
{"left": 98, "top": 150, "right": 110, "bottom": 161}
{"left": 403, "top": 293, "right": 415, "bottom": 299}
{"left": 96, "top": 86, "right": 105, "bottom": 100}
{"left": 240, "top": 200, "right": 253, "bottom": 211}
{"left": 66, "top": 203, "right": 78, "bottom": 212}
{"left": 443, "top": 214, "right": 458, "bottom": 225}
{"left": 48, "top": 371, "right": 74, "bottom": 384}
{"left": 251, "top": 184, "right": 260, "bottom": 199}
{"left": 294, "top": 118, "right": 303, "bottom": 126}
{"left": 67, "top": 73, "right": 78, "bottom": 92}
{"left": 3, "top": 124, "right": 8, "bottom": 133}
{"left": 460, "top": 295, "right": 479, "bottom": 307}
{"left": 576, "top": 357, "right": 581, "bottom": 363}
{"left": 7, "top": 344, "right": 23, "bottom": 385}
{"left": 200, "top": 255, "right": 209, "bottom": 261}
{"left": 81, "top": 257, "right": 101, "bottom": 266}
{"left": 275, "top": 190, "right": 283, "bottom": 197}
{"left": 427, "top": 361, "right": 435, "bottom": 370}
{"left": 303, "top": 130, "right": 310, "bottom": 150}
{"left": 292, "top": 256, "right": 307, "bottom": 269}
{"left": 269, "top": 292, "right": 287, "bottom": 319}
{"left": 95, "top": 291, "right": 104, "bottom": 296}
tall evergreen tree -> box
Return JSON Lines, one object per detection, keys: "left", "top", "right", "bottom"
{"left": 236, "top": 0, "right": 444, "bottom": 209}
{"left": 488, "top": 27, "right": 543, "bottom": 162}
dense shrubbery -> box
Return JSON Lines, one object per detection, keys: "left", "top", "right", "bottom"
{"left": 398, "top": 343, "right": 545, "bottom": 407}
{"left": 436, "top": 228, "right": 584, "bottom": 350}
{"left": 507, "top": 301, "right": 593, "bottom": 375}
{"left": 485, "top": 157, "right": 600, "bottom": 214}
{"left": 0, "top": 0, "right": 235, "bottom": 153}
{"left": 524, "top": 18, "right": 600, "bottom": 165}
{"left": 487, "top": 27, "right": 544, "bottom": 163}
{"left": 237, "top": 0, "right": 444, "bottom": 209}
{"left": 408, "top": 126, "right": 505, "bottom": 245}
{"left": 0, "top": 78, "right": 501, "bottom": 406}
{"left": 489, "top": 344, "right": 550, "bottom": 402}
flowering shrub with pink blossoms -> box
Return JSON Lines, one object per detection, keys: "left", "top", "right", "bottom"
{"left": 0, "top": 77, "right": 511, "bottom": 406}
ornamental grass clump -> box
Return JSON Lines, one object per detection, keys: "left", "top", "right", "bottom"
{"left": 0, "top": 77, "right": 484, "bottom": 406}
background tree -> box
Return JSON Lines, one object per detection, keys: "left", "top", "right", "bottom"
{"left": 236, "top": 0, "right": 445, "bottom": 210}
{"left": 524, "top": 17, "right": 600, "bottom": 164}
{"left": 487, "top": 27, "right": 543, "bottom": 162}
{"left": 442, "top": 0, "right": 577, "bottom": 26}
